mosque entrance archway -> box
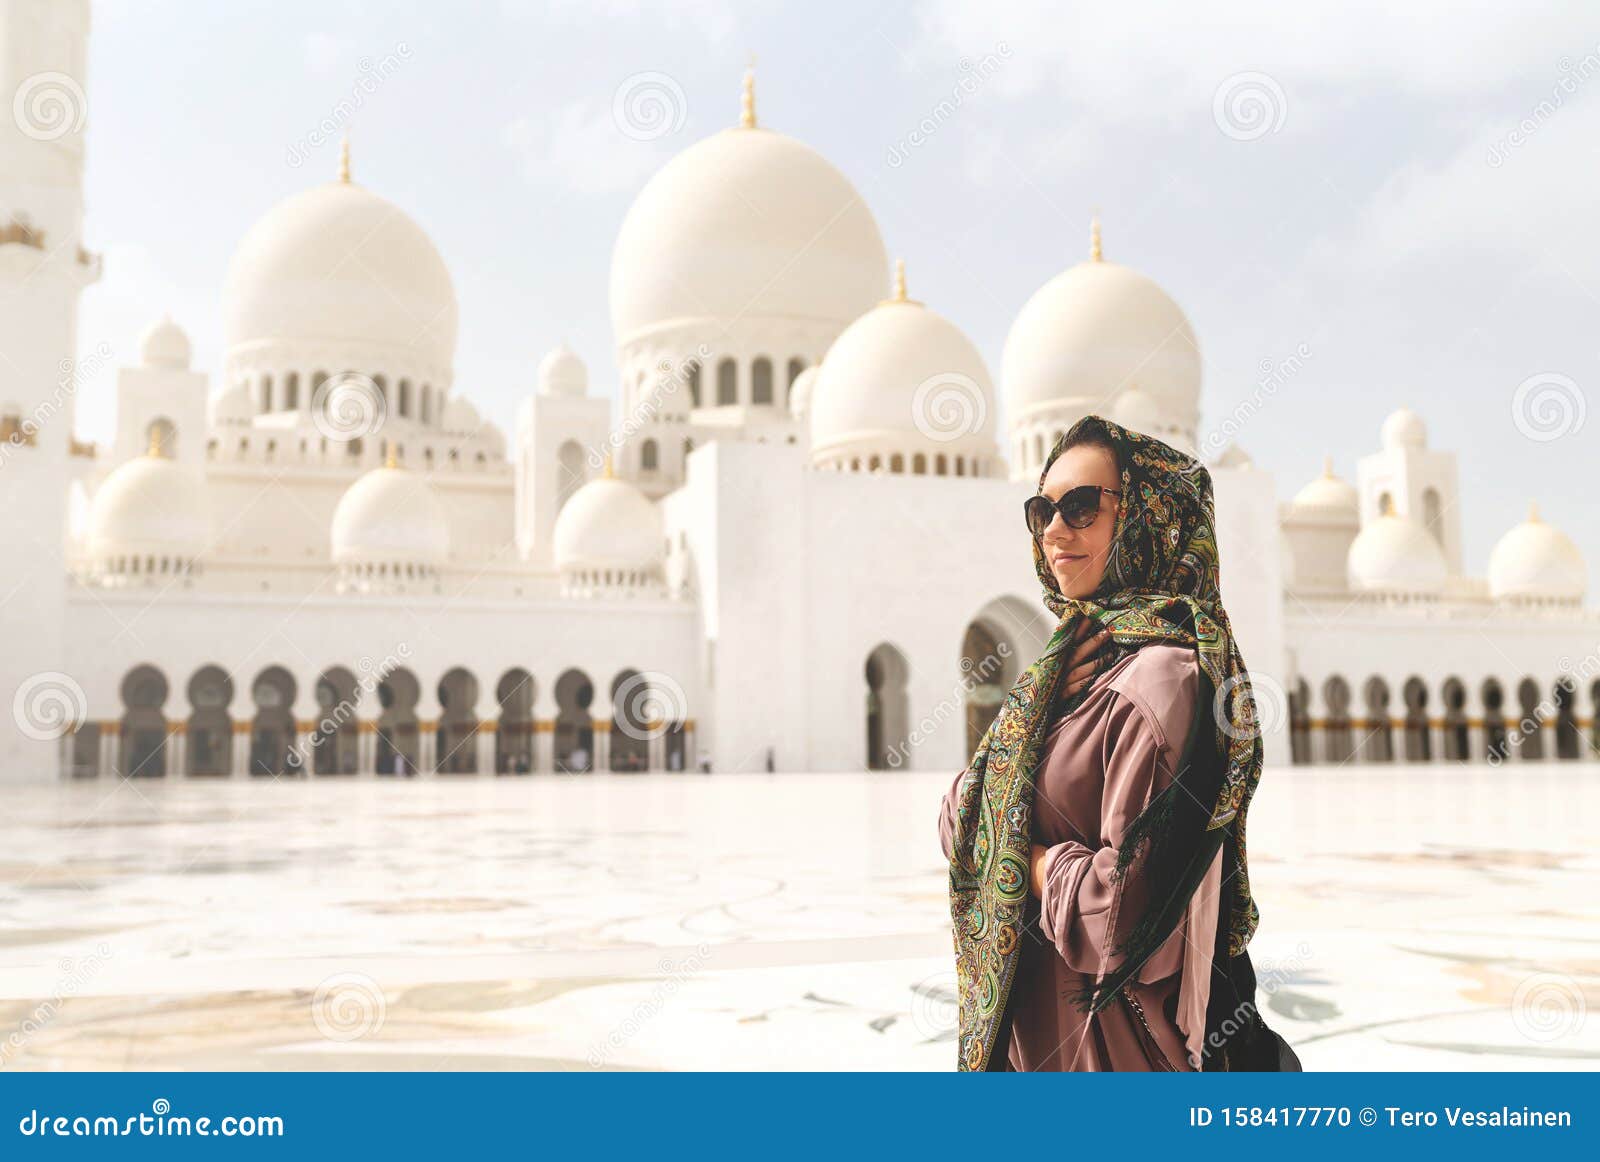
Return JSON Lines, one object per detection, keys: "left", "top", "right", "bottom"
{"left": 436, "top": 667, "right": 480, "bottom": 774}
{"left": 554, "top": 668, "right": 594, "bottom": 772}
{"left": 496, "top": 668, "right": 535, "bottom": 774}
{"left": 960, "top": 596, "right": 1051, "bottom": 761}
{"left": 119, "top": 664, "right": 170, "bottom": 777}
{"left": 249, "top": 666, "right": 297, "bottom": 776}
{"left": 865, "top": 642, "right": 910, "bottom": 771}
{"left": 376, "top": 668, "right": 421, "bottom": 776}
{"left": 610, "top": 668, "right": 651, "bottom": 772}
{"left": 186, "top": 665, "right": 233, "bottom": 777}
{"left": 313, "top": 667, "right": 359, "bottom": 775}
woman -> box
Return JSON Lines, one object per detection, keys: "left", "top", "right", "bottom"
{"left": 939, "top": 413, "right": 1287, "bottom": 1072}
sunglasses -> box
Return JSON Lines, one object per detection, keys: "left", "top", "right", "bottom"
{"left": 1024, "top": 485, "right": 1121, "bottom": 536}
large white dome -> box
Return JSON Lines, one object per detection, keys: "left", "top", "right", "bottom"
{"left": 808, "top": 267, "right": 996, "bottom": 472}
{"left": 554, "top": 471, "right": 663, "bottom": 574}
{"left": 88, "top": 451, "right": 210, "bottom": 560}
{"left": 1003, "top": 234, "right": 1200, "bottom": 427}
{"left": 609, "top": 122, "right": 887, "bottom": 342}
{"left": 222, "top": 167, "right": 457, "bottom": 375}
{"left": 330, "top": 462, "right": 449, "bottom": 567}
{"left": 1488, "top": 502, "right": 1586, "bottom": 602}
{"left": 1347, "top": 502, "right": 1448, "bottom": 595}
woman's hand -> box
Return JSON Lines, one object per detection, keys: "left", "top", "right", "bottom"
{"left": 1060, "top": 618, "right": 1115, "bottom": 704}
{"left": 1030, "top": 842, "right": 1049, "bottom": 898}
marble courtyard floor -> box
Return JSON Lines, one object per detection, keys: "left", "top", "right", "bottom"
{"left": 0, "top": 763, "right": 1596, "bottom": 1071}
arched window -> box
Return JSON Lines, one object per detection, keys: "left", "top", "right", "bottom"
{"left": 258, "top": 375, "right": 272, "bottom": 413}
{"left": 751, "top": 357, "right": 774, "bottom": 405}
{"left": 145, "top": 416, "right": 177, "bottom": 458}
{"left": 284, "top": 372, "right": 300, "bottom": 410}
{"left": 398, "top": 379, "right": 412, "bottom": 418}
{"left": 374, "top": 375, "right": 389, "bottom": 413}
{"left": 420, "top": 385, "right": 432, "bottom": 424}
{"left": 642, "top": 438, "right": 659, "bottom": 471}
{"left": 717, "top": 358, "right": 737, "bottom": 405}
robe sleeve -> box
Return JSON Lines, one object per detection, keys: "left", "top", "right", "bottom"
{"left": 937, "top": 767, "right": 966, "bottom": 863}
{"left": 1035, "top": 693, "right": 1192, "bottom": 981}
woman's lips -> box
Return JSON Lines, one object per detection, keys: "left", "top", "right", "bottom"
{"left": 1052, "top": 552, "right": 1087, "bottom": 566}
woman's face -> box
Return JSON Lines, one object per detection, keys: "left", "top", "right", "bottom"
{"left": 1036, "top": 441, "right": 1121, "bottom": 599}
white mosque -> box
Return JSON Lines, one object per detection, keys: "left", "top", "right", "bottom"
{"left": 2, "top": 0, "right": 1596, "bottom": 785}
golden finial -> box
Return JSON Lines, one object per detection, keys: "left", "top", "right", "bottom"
{"left": 338, "top": 136, "right": 351, "bottom": 184}
{"left": 879, "top": 257, "right": 921, "bottom": 306}
{"left": 1527, "top": 499, "right": 1541, "bottom": 523}
{"left": 146, "top": 427, "right": 164, "bottom": 458}
{"left": 1379, "top": 493, "right": 1396, "bottom": 517}
{"left": 603, "top": 450, "right": 615, "bottom": 479}
{"left": 1322, "top": 454, "right": 1334, "bottom": 477}
{"left": 740, "top": 55, "right": 757, "bottom": 128}
{"left": 1089, "top": 213, "right": 1103, "bottom": 262}
{"left": 384, "top": 441, "right": 398, "bottom": 469}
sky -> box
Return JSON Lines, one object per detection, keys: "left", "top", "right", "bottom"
{"left": 73, "top": 0, "right": 1600, "bottom": 576}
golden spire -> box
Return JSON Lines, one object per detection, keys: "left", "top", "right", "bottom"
{"left": 384, "top": 441, "right": 398, "bottom": 469}
{"left": 1089, "top": 213, "right": 1103, "bottom": 262}
{"left": 1379, "top": 493, "right": 1396, "bottom": 517}
{"left": 146, "top": 427, "right": 164, "bottom": 458}
{"left": 880, "top": 257, "right": 921, "bottom": 306}
{"left": 1322, "top": 454, "right": 1334, "bottom": 477}
{"left": 338, "top": 136, "right": 351, "bottom": 184}
{"left": 740, "top": 55, "right": 757, "bottom": 128}
{"left": 603, "top": 450, "right": 615, "bottom": 479}
{"left": 1527, "top": 499, "right": 1541, "bottom": 523}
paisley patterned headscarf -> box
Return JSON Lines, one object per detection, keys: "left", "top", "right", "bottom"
{"left": 946, "top": 413, "right": 1264, "bottom": 1072}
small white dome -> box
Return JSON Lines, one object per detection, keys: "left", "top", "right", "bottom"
{"left": 538, "top": 344, "right": 588, "bottom": 397}
{"left": 210, "top": 382, "right": 254, "bottom": 426}
{"left": 1292, "top": 457, "right": 1359, "bottom": 513}
{"left": 1213, "top": 442, "right": 1254, "bottom": 469}
{"left": 808, "top": 271, "right": 996, "bottom": 468}
{"left": 222, "top": 175, "right": 457, "bottom": 375}
{"left": 88, "top": 452, "right": 210, "bottom": 558}
{"left": 1347, "top": 503, "right": 1447, "bottom": 595}
{"left": 1488, "top": 502, "right": 1587, "bottom": 602}
{"left": 1381, "top": 406, "right": 1427, "bottom": 449}
{"left": 1003, "top": 248, "right": 1199, "bottom": 428}
{"left": 1109, "top": 385, "right": 1163, "bottom": 437}
{"left": 330, "top": 463, "right": 449, "bottom": 566}
{"left": 610, "top": 123, "right": 887, "bottom": 341}
{"left": 553, "top": 474, "right": 663, "bottom": 573}
{"left": 788, "top": 366, "right": 819, "bottom": 421}
{"left": 140, "top": 315, "right": 191, "bottom": 369}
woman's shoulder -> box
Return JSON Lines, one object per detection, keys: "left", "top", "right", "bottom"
{"left": 1104, "top": 643, "right": 1200, "bottom": 755}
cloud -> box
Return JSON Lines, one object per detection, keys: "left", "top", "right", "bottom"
{"left": 504, "top": 97, "right": 683, "bottom": 195}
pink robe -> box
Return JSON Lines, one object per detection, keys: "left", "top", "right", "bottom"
{"left": 938, "top": 642, "right": 1225, "bottom": 1071}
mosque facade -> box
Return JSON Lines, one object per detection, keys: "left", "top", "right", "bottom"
{"left": 2, "top": 1, "right": 1595, "bottom": 785}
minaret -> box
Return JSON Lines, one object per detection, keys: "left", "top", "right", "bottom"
{"left": 0, "top": 0, "right": 98, "bottom": 783}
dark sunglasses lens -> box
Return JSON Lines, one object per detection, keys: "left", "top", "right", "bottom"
{"left": 1059, "top": 485, "right": 1101, "bottom": 528}
{"left": 1024, "top": 496, "right": 1052, "bottom": 535}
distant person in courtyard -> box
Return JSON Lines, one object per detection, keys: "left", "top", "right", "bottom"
{"left": 938, "top": 414, "right": 1295, "bottom": 1073}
